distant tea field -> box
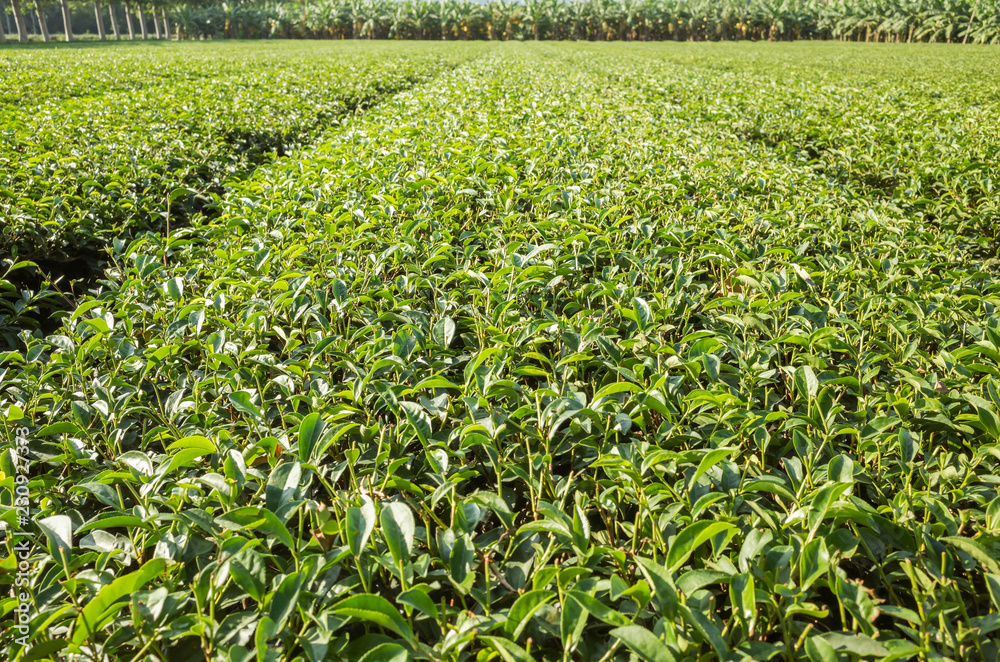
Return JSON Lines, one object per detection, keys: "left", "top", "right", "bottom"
{"left": 2, "top": 41, "right": 1000, "bottom": 662}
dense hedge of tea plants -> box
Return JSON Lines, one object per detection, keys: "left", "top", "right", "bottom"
{"left": 2, "top": 42, "right": 1000, "bottom": 662}
{"left": 0, "top": 41, "right": 485, "bottom": 345}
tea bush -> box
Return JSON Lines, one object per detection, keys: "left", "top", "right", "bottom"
{"left": 0, "top": 41, "right": 486, "bottom": 345}
{"left": 2, "top": 41, "right": 999, "bottom": 662}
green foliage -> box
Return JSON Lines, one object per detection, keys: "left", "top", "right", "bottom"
{"left": 2, "top": 41, "right": 1000, "bottom": 662}
{"left": 157, "top": 0, "right": 1000, "bottom": 44}
{"left": 0, "top": 41, "right": 485, "bottom": 348}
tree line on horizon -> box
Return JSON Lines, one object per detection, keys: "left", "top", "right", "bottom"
{"left": 3, "top": 0, "right": 1000, "bottom": 45}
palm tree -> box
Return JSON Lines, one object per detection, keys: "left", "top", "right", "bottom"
{"left": 523, "top": 0, "right": 546, "bottom": 38}
{"left": 453, "top": 0, "right": 476, "bottom": 38}
{"left": 439, "top": 0, "right": 458, "bottom": 37}
{"left": 32, "top": 0, "right": 50, "bottom": 41}
{"left": 44, "top": 0, "right": 1000, "bottom": 45}
{"left": 123, "top": 0, "right": 136, "bottom": 37}
{"left": 564, "top": 0, "right": 588, "bottom": 38}
{"left": 642, "top": 0, "right": 665, "bottom": 39}
{"left": 485, "top": 0, "right": 496, "bottom": 38}
{"left": 94, "top": 0, "right": 107, "bottom": 38}
{"left": 620, "top": 0, "right": 644, "bottom": 39}
{"left": 169, "top": 2, "right": 197, "bottom": 37}
{"left": 107, "top": 2, "right": 121, "bottom": 38}
{"left": 151, "top": 4, "right": 161, "bottom": 37}
{"left": 548, "top": 0, "right": 566, "bottom": 38}
{"left": 387, "top": 0, "right": 411, "bottom": 37}
{"left": 411, "top": 0, "right": 435, "bottom": 38}
{"left": 58, "top": 0, "right": 72, "bottom": 40}
{"left": 361, "top": 0, "right": 380, "bottom": 37}
{"left": 489, "top": 0, "right": 519, "bottom": 39}
{"left": 347, "top": 0, "right": 364, "bottom": 37}
{"left": 9, "top": 0, "right": 29, "bottom": 41}
{"left": 713, "top": 0, "right": 740, "bottom": 39}
{"left": 589, "top": 0, "right": 617, "bottom": 39}
{"left": 966, "top": 0, "right": 1000, "bottom": 42}
{"left": 136, "top": 1, "right": 148, "bottom": 37}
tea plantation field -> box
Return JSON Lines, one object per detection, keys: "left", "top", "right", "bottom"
{"left": 2, "top": 41, "right": 1000, "bottom": 662}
